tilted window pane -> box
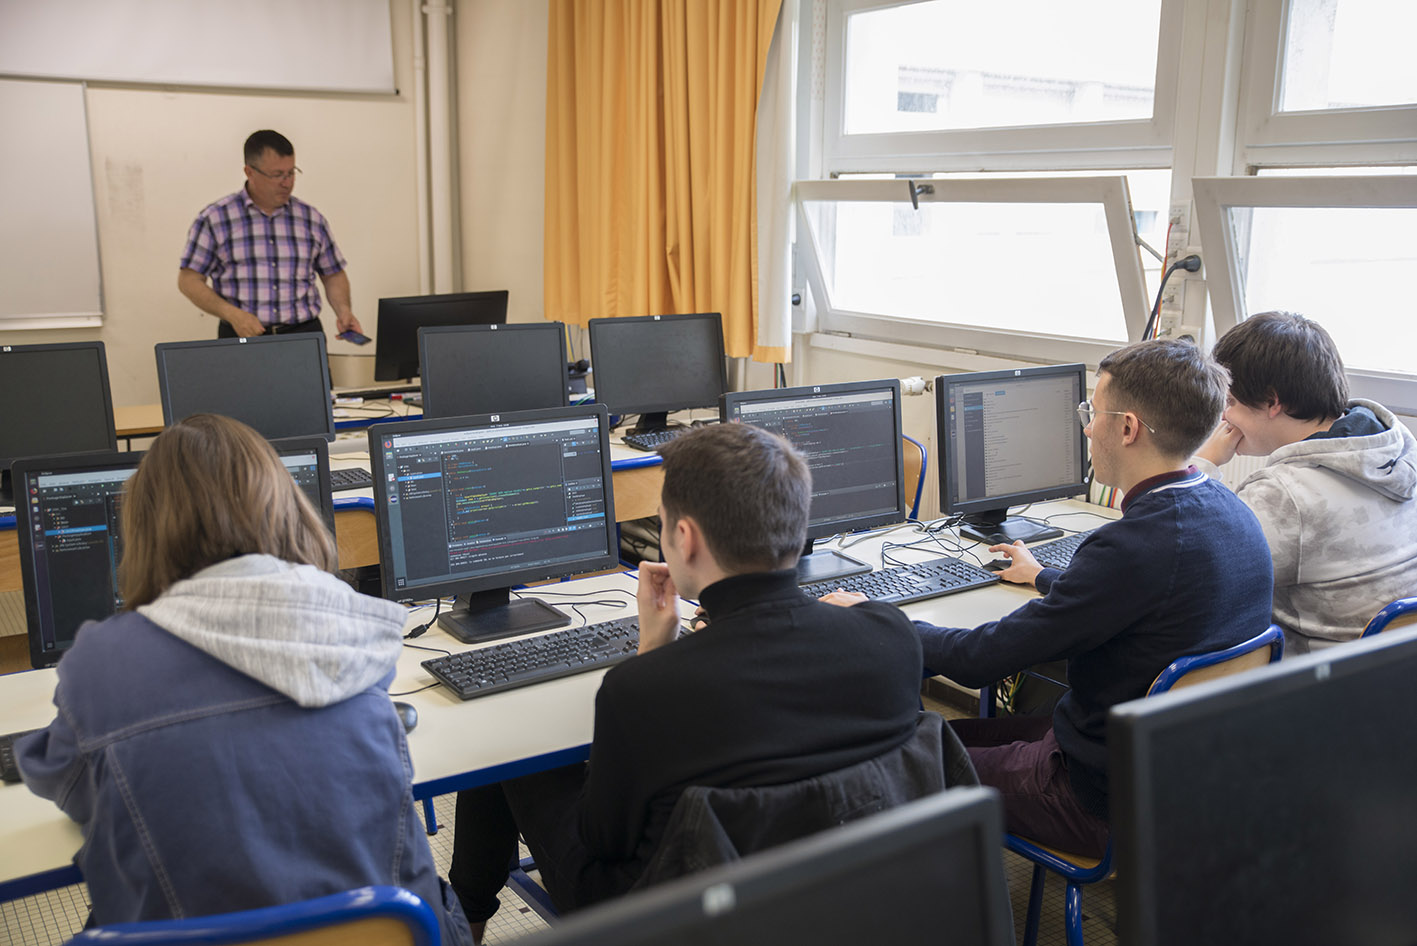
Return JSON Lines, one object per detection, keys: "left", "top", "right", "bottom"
{"left": 842, "top": 0, "right": 1162, "bottom": 134}
{"left": 1280, "top": 0, "right": 1417, "bottom": 112}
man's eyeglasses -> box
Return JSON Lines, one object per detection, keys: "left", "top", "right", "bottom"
{"left": 1076, "top": 400, "right": 1156, "bottom": 434}
{"left": 247, "top": 164, "right": 301, "bottom": 182}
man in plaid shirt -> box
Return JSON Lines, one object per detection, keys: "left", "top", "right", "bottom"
{"left": 178, "top": 130, "right": 364, "bottom": 340}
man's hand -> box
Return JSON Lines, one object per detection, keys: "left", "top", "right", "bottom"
{"left": 988, "top": 541, "right": 1043, "bottom": 587}
{"left": 636, "top": 562, "right": 681, "bottom": 654}
{"left": 335, "top": 311, "right": 364, "bottom": 336}
{"left": 819, "top": 590, "right": 868, "bottom": 608}
{"left": 1195, "top": 420, "right": 1244, "bottom": 467}
{"left": 227, "top": 310, "right": 267, "bottom": 338}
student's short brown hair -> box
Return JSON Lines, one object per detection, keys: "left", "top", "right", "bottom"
{"left": 658, "top": 423, "right": 810, "bottom": 573}
{"left": 1097, "top": 339, "right": 1229, "bottom": 458}
{"left": 1211, "top": 310, "right": 1348, "bottom": 421}
{"left": 119, "top": 414, "right": 336, "bottom": 608}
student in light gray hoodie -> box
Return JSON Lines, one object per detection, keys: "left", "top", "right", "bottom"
{"left": 1194, "top": 311, "right": 1417, "bottom": 654}
{"left": 16, "top": 414, "right": 471, "bottom": 945}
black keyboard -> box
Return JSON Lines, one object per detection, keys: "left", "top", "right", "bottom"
{"left": 422, "top": 618, "right": 641, "bottom": 701}
{"left": 800, "top": 557, "right": 998, "bottom": 605}
{"left": 621, "top": 429, "right": 690, "bottom": 452}
{"left": 1027, "top": 530, "right": 1097, "bottom": 570}
{"left": 330, "top": 467, "right": 374, "bottom": 492}
{"left": 1, "top": 730, "right": 38, "bottom": 785}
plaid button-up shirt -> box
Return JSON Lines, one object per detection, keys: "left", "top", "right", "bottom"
{"left": 179, "top": 188, "right": 347, "bottom": 327}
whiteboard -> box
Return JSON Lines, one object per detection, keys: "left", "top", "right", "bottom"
{"left": 0, "top": 79, "right": 102, "bottom": 327}
{"left": 0, "top": 0, "right": 395, "bottom": 95}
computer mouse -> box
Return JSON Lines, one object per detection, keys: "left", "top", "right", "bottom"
{"left": 982, "top": 559, "right": 1012, "bottom": 572}
{"left": 393, "top": 701, "right": 418, "bottom": 734}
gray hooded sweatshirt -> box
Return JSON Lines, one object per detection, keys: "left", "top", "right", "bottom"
{"left": 1195, "top": 399, "right": 1417, "bottom": 654}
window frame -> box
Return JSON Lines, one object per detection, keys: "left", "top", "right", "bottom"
{"left": 1192, "top": 173, "right": 1417, "bottom": 410}
{"left": 795, "top": 176, "right": 1152, "bottom": 366}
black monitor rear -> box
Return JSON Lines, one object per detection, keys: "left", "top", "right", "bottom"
{"left": 1109, "top": 628, "right": 1417, "bottom": 946}
{"left": 519, "top": 786, "right": 1013, "bottom": 946}
{"left": 936, "top": 363, "right": 1087, "bottom": 544}
{"left": 14, "top": 451, "right": 142, "bottom": 668}
{"left": 721, "top": 380, "right": 906, "bottom": 584}
{"left": 368, "top": 405, "right": 619, "bottom": 644}
{"left": 374, "top": 290, "right": 510, "bottom": 382}
{"left": 418, "top": 322, "right": 568, "bottom": 419}
{"left": 154, "top": 335, "right": 335, "bottom": 442}
{"left": 0, "top": 341, "right": 117, "bottom": 505}
{"left": 587, "top": 313, "right": 727, "bottom": 434}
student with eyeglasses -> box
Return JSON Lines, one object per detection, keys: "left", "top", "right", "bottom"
{"left": 178, "top": 129, "right": 364, "bottom": 340}
{"left": 826, "top": 339, "right": 1274, "bottom": 859}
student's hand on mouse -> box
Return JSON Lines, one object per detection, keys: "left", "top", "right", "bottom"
{"left": 636, "top": 561, "right": 681, "bottom": 654}
{"left": 988, "top": 541, "right": 1043, "bottom": 587}
{"left": 820, "top": 590, "right": 868, "bottom": 608}
{"left": 689, "top": 606, "right": 710, "bottom": 631}
{"left": 1195, "top": 420, "right": 1243, "bottom": 467}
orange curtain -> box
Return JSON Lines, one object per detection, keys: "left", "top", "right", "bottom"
{"left": 545, "top": 0, "right": 784, "bottom": 362}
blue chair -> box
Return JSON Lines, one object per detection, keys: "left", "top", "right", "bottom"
{"left": 902, "top": 435, "right": 927, "bottom": 521}
{"left": 63, "top": 886, "right": 440, "bottom": 946}
{"left": 1362, "top": 596, "right": 1417, "bottom": 637}
{"left": 1007, "top": 624, "right": 1284, "bottom": 946}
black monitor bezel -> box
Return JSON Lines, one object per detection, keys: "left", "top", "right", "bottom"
{"left": 586, "top": 313, "right": 728, "bottom": 419}
{"left": 268, "top": 435, "right": 336, "bottom": 535}
{"left": 1109, "top": 628, "right": 1417, "bottom": 946}
{"left": 366, "top": 404, "right": 620, "bottom": 605}
{"left": 417, "top": 322, "right": 569, "bottom": 420}
{"left": 935, "top": 363, "right": 1089, "bottom": 517}
{"left": 0, "top": 340, "right": 118, "bottom": 476}
{"left": 13, "top": 450, "right": 145, "bottom": 670}
{"left": 517, "top": 786, "right": 1014, "bottom": 946}
{"left": 720, "top": 379, "right": 907, "bottom": 540}
{"left": 374, "top": 290, "right": 511, "bottom": 382}
{"left": 153, "top": 334, "right": 336, "bottom": 442}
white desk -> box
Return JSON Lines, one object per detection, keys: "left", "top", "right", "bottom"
{"left": 0, "top": 499, "right": 1115, "bottom": 901}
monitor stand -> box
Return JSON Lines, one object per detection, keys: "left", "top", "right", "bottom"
{"left": 959, "top": 510, "right": 1062, "bottom": 545}
{"left": 0, "top": 470, "right": 12, "bottom": 508}
{"left": 627, "top": 411, "right": 671, "bottom": 435}
{"left": 437, "top": 587, "right": 569, "bottom": 645}
{"left": 794, "top": 538, "right": 873, "bottom": 586}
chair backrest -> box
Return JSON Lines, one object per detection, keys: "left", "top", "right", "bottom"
{"left": 1362, "top": 596, "right": 1417, "bottom": 637}
{"left": 1147, "top": 624, "right": 1284, "bottom": 696}
{"left": 901, "top": 435, "right": 926, "bottom": 521}
{"left": 63, "top": 886, "right": 440, "bottom": 946}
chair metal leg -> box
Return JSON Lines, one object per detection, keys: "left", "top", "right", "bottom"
{"left": 1021, "top": 863, "right": 1045, "bottom": 946}
{"left": 506, "top": 855, "right": 560, "bottom": 923}
{"left": 1065, "top": 881, "right": 1085, "bottom": 946}
{"left": 421, "top": 797, "right": 438, "bottom": 835}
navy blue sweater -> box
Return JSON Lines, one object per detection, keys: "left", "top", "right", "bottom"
{"left": 917, "top": 470, "right": 1273, "bottom": 817}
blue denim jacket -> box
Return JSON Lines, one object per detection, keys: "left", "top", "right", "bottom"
{"left": 17, "top": 608, "right": 471, "bottom": 945}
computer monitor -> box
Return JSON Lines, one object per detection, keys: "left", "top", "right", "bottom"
{"left": 368, "top": 405, "right": 620, "bottom": 644}
{"left": 519, "top": 786, "right": 1014, "bottom": 946}
{"left": 374, "top": 290, "right": 510, "bottom": 382}
{"left": 418, "top": 322, "right": 568, "bottom": 419}
{"left": 721, "top": 380, "right": 907, "bottom": 585}
{"left": 1109, "top": 628, "right": 1417, "bottom": 946}
{"left": 154, "top": 334, "right": 336, "bottom": 442}
{"left": 269, "top": 436, "right": 336, "bottom": 534}
{"left": 587, "top": 313, "right": 727, "bottom": 434}
{"left": 936, "top": 363, "right": 1087, "bottom": 544}
{"left": 14, "top": 451, "right": 142, "bottom": 669}
{"left": 0, "top": 341, "right": 117, "bottom": 506}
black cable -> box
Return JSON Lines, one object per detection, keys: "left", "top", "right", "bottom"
{"left": 1142, "top": 254, "right": 1202, "bottom": 341}
{"left": 403, "top": 597, "right": 441, "bottom": 639}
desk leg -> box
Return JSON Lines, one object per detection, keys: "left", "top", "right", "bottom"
{"left": 422, "top": 797, "right": 439, "bottom": 835}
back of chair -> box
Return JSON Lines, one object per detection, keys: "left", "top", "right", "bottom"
{"left": 63, "top": 886, "right": 440, "bottom": 946}
{"left": 901, "top": 435, "right": 926, "bottom": 520}
{"left": 1147, "top": 624, "right": 1284, "bottom": 696}
{"left": 1363, "top": 597, "right": 1417, "bottom": 637}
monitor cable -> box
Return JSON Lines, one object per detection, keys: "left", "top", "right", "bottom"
{"left": 1142, "top": 254, "right": 1202, "bottom": 341}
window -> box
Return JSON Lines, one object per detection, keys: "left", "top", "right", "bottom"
{"left": 1192, "top": 174, "right": 1417, "bottom": 407}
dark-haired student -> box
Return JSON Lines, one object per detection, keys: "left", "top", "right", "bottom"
{"left": 449, "top": 423, "right": 926, "bottom": 941}
{"left": 15, "top": 415, "right": 471, "bottom": 945}
{"left": 827, "top": 340, "right": 1274, "bottom": 857}
{"left": 1194, "top": 310, "right": 1417, "bottom": 654}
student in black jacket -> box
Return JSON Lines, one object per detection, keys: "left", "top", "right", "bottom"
{"left": 827, "top": 339, "right": 1274, "bottom": 857}
{"left": 449, "top": 423, "right": 923, "bottom": 939}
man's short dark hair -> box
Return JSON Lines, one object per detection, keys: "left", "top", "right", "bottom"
{"left": 244, "top": 130, "right": 294, "bottom": 165}
{"left": 658, "top": 423, "right": 810, "bottom": 573}
{"left": 1211, "top": 310, "right": 1348, "bottom": 421}
{"left": 1097, "top": 339, "right": 1229, "bottom": 458}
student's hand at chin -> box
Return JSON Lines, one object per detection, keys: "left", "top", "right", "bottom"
{"left": 1196, "top": 421, "right": 1244, "bottom": 467}
{"left": 636, "top": 562, "right": 681, "bottom": 653}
